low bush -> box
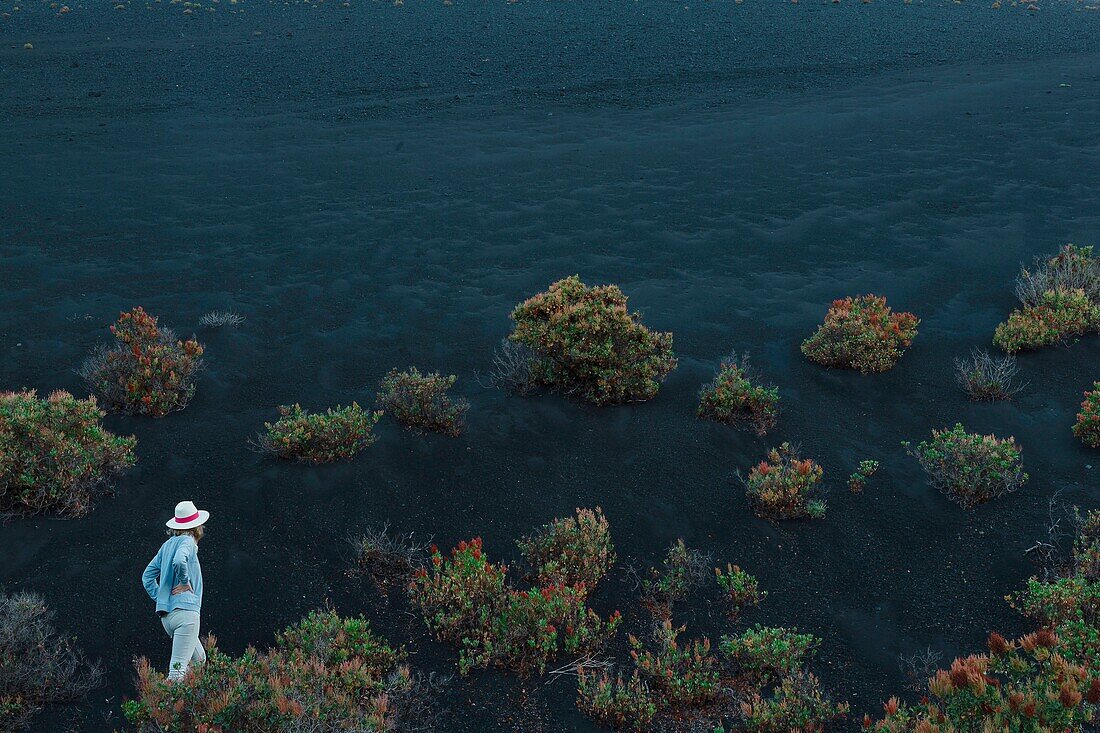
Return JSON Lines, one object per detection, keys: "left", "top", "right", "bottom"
{"left": 0, "top": 590, "right": 103, "bottom": 732}
{"left": 641, "top": 539, "right": 712, "bottom": 619}
{"left": 0, "top": 390, "right": 135, "bottom": 517}
{"left": 871, "top": 509, "right": 1100, "bottom": 733}
{"left": 720, "top": 625, "right": 819, "bottom": 681}
{"left": 509, "top": 275, "right": 677, "bottom": 405}
{"left": 714, "top": 563, "right": 766, "bottom": 619}
{"left": 848, "top": 459, "right": 880, "bottom": 493}
{"left": 122, "top": 609, "right": 433, "bottom": 733}
{"left": 697, "top": 353, "right": 780, "bottom": 435}
{"left": 349, "top": 523, "right": 432, "bottom": 594}
{"left": 954, "top": 348, "right": 1023, "bottom": 401}
{"left": 376, "top": 367, "right": 469, "bottom": 436}
{"left": 904, "top": 423, "right": 1028, "bottom": 509}
{"left": 256, "top": 402, "right": 380, "bottom": 463}
{"left": 199, "top": 311, "right": 244, "bottom": 329}
{"left": 478, "top": 338, "right": 538, "bottom": 396}
{"left": 1073, "top": 383, "right": 1100, "bottom": 449}
{"left": 517, "top": 507, "right": 615, "bottom": 591}
{"left": 630, "top": 622, "right": 720, "bottom": 708}
{"left": 993, "top": 288, "right": 1100, "bottom": 353}
{"left": 80, "top": 307, "right": 204, "bottom": 417}
{"left": 408, "top": 537, "right": 620, "bottom": 676}
{"left": 868, "top": 632, "right": 1097, "bottom": 733}
{"left": 1014, "top": 244, "right": 1100, "bottom": 309}
{"left": 577, "top": 669, "right": 657, "bottom": 732}
{"left": 743, "top": 443, "right": 826, "bottom": 520}
{"left": 740, "top": 671, "right": 849, "bottom": 733}
{"left": 800, "top": 295, "right": 919, "bottom": 373}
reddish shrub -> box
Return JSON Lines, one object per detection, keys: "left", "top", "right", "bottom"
{"left": 993, "top": 288, "right": 1100, "bottom": 353}
{"left": 801, "top": 295, "right": 919, "bottom": 373}
{"left": 698, "top": 353, "right": 780, "bottom": 435}
{"left": 81, "top": 307, "right": 204, "bottom": 417}
{"left": 743, "top": 443, "right": 826, "bottom": 520}
{"left": 517, "top": 507, "right": 615, "bottom": 591}
{"left": 1073, "top": 383, "right": 1100, "bottom": 449}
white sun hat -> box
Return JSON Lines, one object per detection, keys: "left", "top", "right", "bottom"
{"left": 166, "top": 500, "right": 210, "bottom": 530}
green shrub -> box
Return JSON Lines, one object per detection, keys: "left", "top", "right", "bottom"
{"left": 848, "top": 459, "right": 880, "bottom": 493}
{"left": 641, "top": 539, "right": 711, "bottom": 618}
{"left": 122, "top": 609, "right": 427, "bottom": 733}
{"left": 257, "top": 403, "right": 381, "bottom": 462}
{"left": 1013, "top": 244, "right": 1100, "bottom": 309}
{"left": 0, "top": 390, "right": 135, "bottom": 517}
{"left": 80, "top": 307, "right": 204, "bottom": 417}
{"left": 697, "top": 353, "right": 779, "bottom": 435}
{"left": 517, "top": 507, "right": 615, "bottom": 591}
{"left": 1, "top": 590, "right": 102, "bottom": 732}
{"left": 408, "top": 537, "right": 620, "bottom": 676}
{"left": 740, "top": 671, "right": 848, "bottom": 733}
{"left": 376, "top": 367, "right": 468, "bottom": 436}
{"left": 743, "top": 443, "right": 826, "bottom": 520}
{"left": 577, "top": 669, "right": 656, "bottom": 732}
{"left": 630, "top": 622, "right": 720, "bottom": 708}
{"left": 801, "top": 295, "right": 919, "bottom": 373}
{"left": 904, "top": 423, "right": 1028, "bottom": 509}
{"left": 714, "top": 563, "right": 766, "bottom": 619}
{"left": 993, "top": 288, "right": 1100, "bottom": 353}
{"left": 1073, "top": 383, "right": 1100, "bottom": 449}
{"left": 719, "top": 625, "right": 819, "bottom": 680}
{"left": 509, "top": 275, "right": 677, "bottom": 405}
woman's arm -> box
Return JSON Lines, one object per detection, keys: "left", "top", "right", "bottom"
{"left": 141, "top": 552, "right": 161, "bottom": 600}
{"left": 170, "top": 536, "right": 195, "bottom": 590}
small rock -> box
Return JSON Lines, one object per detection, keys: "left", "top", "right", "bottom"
{"left": 23, "top": 42, "right": 33, "bottom": 50}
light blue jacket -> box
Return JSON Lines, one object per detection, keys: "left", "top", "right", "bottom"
{"left": 142, "top": 535, "right": 203, "bottom": 615}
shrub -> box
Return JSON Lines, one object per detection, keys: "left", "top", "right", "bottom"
{"left": 478, "top": 338, "right": 537, "bottom": 396}
{"left": 1010, "top": 508, "right": 1100, "bottom": 673}
{"left": 719, "top": 625, "right": 819, "bottom": 681}
{"left": 1014, "top": 244, "right": 1100, "bottom": 308}
{"left": 349, "top": 523, "right": 432, "bottom": 594}
{"left": 868, "top": 633, "right": 1096, "bottom": 733}
{"left": 904, "top": 423, "right": 1028, "bottom": 509}
{"left": 376, "top": 367, "right": 469, "bottom": 436}
{"left": 199, "top": 311, "right": 244, "bottom": 328}
{"left": 641, "top": 539, "right": 712, "bottom": 618}
{"left": 122, "top": 609, "right": 433, "bottom": 733}
{"left": 714, "top": 563, "right": 766, "bottom": 619}
{"left": 871, "top": 512, "right": 1100, "bottom": 733}
{"left": 800, "top": 295, "right": 919, "bottom": 373}
{"left": 509, "top": 275, "right": 677, "bottom": 405}
{"left": 630, "top": 622, "right": 720, "bottom": 708}
{"left": 743, "top": 443, "right": 826, "bottom": 520}
{"left": 740, "top": 671, "right": 848, "bottom": 733}
{"left": 1073, "top": 383, "right": 1100, "bottom": 449}
{"left": 80, "top": 307, "right": 204, "bottom": 417}
{"left": 993, "top": 288, "right": 1100, "bottom": 353}
{"left": 848, "top": 459, "right": 880, "bottom": 493}
{"left": 256, "top": 403, "right": 380, "bottom": 463}
{"left": 517, "top": 507, "right": 615, "bottom": 591}
{"left": 0, "top": 390, "right": 135, "bottom": 517}
{"left": 577, "top": 669, "right": 656, "bottom": 732}
{"left": 697, "top": 352, "right": 779, "bottom": 435}
{"left": 408, "top": 538, "right": 620, "bottom": 676}
{"left": 954, "top": 348, "right": 1023, "bottom": 401}
{"left": 0, "top": 591, "right": 103, "bottom": 732}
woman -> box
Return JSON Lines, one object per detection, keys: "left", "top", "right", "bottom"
{"left": 141, "top": 500, "right": 209, "bottom": 681}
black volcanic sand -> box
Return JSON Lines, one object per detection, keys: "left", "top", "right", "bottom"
{"left": 2, "top": 1, "right": 1100, "bottom": 731}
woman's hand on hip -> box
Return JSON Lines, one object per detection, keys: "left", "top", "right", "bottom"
{"left": 171, "top": 583, "right": 193, "bottom": 596}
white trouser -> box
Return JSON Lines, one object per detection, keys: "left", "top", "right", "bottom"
{"left": 160, "top": 609, "right": 206, "bottom": 681}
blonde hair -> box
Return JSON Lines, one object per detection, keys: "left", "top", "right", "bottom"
{"left": 167, "top": 525, "right": 204, "bottom": 542}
